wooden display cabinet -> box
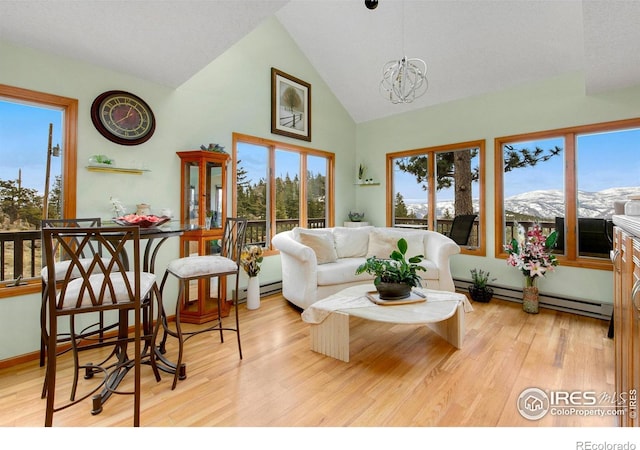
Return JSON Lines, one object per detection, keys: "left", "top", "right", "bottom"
{"left": 177, "top": 150, "right": 230, "bottom": 324}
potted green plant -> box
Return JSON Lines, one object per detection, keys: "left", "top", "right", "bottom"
{"left": 468, "top": 268, "right": 496, "bottom": 303}
{"left": 355, "top": 237, "right": 426, "bottom": 300}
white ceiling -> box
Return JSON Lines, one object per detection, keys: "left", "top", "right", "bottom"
{"left": 1, "top": 0, "right": 639, "bottom": 124}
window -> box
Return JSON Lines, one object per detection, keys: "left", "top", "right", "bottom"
{"left": 0, "top": 84, "right": 78, "bottom": 297}
{"left": 232, "top": 133, "right": 334, "bottom": 250}
{"left": 386, "top": 140, "right": 486, "bottom": 254}
{"left": 495, "top": 118, "right": 640, "bottom": 269}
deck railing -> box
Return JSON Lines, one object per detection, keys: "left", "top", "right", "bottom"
{"left": 0, "top": 218, "right": 602, "bottom": 287}
{"left": 0, "top": 220, "right": 327, "bottom": 284}
{"left": 394, "top": 217, "right": 557, "bottom": 249}
{"left": 0, "top": 230, "right": 40, "bottom": 283}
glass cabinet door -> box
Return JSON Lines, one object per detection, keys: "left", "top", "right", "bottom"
{"left": 206, "top": 161, "right": 223, "bottom": 230}
{"left": 183, "top": 161, "right": 200, "bottom": 228}
{"left": 180, "top": 154, "right": 225, "bottom": 231}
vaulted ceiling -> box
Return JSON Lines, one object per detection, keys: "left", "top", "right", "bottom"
{"left": 1, "top": 0, "right": 639, "bottom": 123}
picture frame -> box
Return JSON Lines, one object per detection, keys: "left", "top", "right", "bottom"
{"left": 271, "top": 68, "right": 311, "bottom": 141}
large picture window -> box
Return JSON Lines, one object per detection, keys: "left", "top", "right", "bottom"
{"left": 495, "top": 118, "right": 640, "bottom": 269}
{"left": 386, "top": 140, "right": 486, "bottom": 255}
{"left": 0, "top": 84, "right": 78, "bottom": 297}
{"left": 232, "top": 133, "right": 334, "bottom": 251}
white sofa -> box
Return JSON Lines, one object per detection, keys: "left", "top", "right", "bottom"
{"left": 272, "top": 226, "right": 460, "bottom": 310}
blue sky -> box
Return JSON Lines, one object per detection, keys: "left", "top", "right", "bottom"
{"left": 502, "top": 131, "right": 640, "bottom": 198}
{"left": 0, "top": 100, "right": 63, "bottom": 194}
{"left": 395, "top": 129, "right": 639, "bottom": 202}
{"left": 237, "top": 142, "right": 327, "bottom": 183}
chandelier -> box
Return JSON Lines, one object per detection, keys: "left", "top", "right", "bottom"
{"left": 380, "top": 56, "right": 428, "bottom": 104}
{"left": 368, "top": 0, "right": 429, "bottom": 103}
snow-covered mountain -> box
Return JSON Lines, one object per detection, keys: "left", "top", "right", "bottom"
{"left": 405, "top": 187, "right": 640, "bottom": 219}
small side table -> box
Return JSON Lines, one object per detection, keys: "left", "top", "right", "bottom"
{"left": 343, "top": 221, "right": 369, "bottom": 228}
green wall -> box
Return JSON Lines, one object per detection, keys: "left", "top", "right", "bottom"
{"left": 355, "top": 73, "right": 640, "bottom": 304}
{"left": 0, "top": 17, "right": 356, "bottom": 361}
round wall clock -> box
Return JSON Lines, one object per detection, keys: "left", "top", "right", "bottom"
{"left": 90, "top": 90, "right": 155, "bottom": 145}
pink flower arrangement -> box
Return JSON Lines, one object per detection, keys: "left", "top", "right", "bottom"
{"left": 504, "top": 222, "right": 559, "bottom": 287}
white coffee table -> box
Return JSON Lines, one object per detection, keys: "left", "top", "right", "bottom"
{"left": 302, "top": 284, "right": 470, "bottom": 362}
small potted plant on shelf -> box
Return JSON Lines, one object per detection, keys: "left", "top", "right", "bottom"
{"left": 468, "top": 268, "right": 496, "bottom": 303}
{"left": 358, "top": 164, "right": 366, "bottom": 183}
{"left": 355, "top": 237, "right": 426, "bottom": 300}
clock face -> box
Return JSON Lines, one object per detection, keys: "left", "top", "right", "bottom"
{"left": 91, "top": 91, "right": 155, "bottom": 145}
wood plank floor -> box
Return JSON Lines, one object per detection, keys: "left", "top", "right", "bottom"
{"left": 0, "top": 293, "right": 618, "bottom": 428}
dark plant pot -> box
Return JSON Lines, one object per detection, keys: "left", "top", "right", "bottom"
{"left": 468, "top": 286, "right": 493, "bottom": 303}
{"left": 376, "top": 282, "right": 412, "bottom": 300}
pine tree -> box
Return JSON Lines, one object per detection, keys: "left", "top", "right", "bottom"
{"left": 395, "top": 145, "right": 561, "bottom": 216}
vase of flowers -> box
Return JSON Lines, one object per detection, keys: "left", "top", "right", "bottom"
{"left": 504, "top": 222, "right": 558, "bottom": 314}
{"left": 241, "top": 245, "right": 264, "bottom": 310}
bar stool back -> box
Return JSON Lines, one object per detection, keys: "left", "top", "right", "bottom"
{"left": 40, "top": 218, "right": 115, "bottom": 400}
{"left": 42, "top": 225, "right": 161, "bottom": 426}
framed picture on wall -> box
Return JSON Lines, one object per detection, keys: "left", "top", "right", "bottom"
{"left": 271, "top": 68, "right": 311, "bottom": 141}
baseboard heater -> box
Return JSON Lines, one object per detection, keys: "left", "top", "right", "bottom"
{"left": 235, "top": 280, "right": 283, "bottom": 302}
{"left": 454, "top": 278, "right": 613, "bottom": 321}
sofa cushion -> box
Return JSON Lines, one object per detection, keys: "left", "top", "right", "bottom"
{"left": 366, "top": 230, "right": 398, "bottom": 258}
{"left": 385, "top": 229, "right": 426, "bottom": 259}
{"left": 297, "top": 230, "right": 338, "bottom": 264}
{"left": 316, "top": 258, "right": 374, "bottom": 285}
{"left": 333, "top": 226, "right": 373, "bottom": 258}
{"left": 292, "top": 227, "right": 333, "bottom": 240}
{"left": 366, "top": 229, "right": 425, "bottom": 259}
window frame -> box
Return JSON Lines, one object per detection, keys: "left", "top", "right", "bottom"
{"left": 386, "top": 139, "right": 487, "bottom": 256}
{"left": 0, "top": 84, "right": 78, "bottom": 298}
{"left": 231, "top": 132, "right": 335, "bottom": 253}
{"left": 494, "top": 117, "right": 640, "bottom": 270}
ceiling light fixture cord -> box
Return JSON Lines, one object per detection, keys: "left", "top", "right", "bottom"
{"left": 378, "top": 0, "right": 428, "bottom": 103}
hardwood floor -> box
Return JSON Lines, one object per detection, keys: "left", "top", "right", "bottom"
{"left": 0, "top": 293, "right": 617, "bottom": 428}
